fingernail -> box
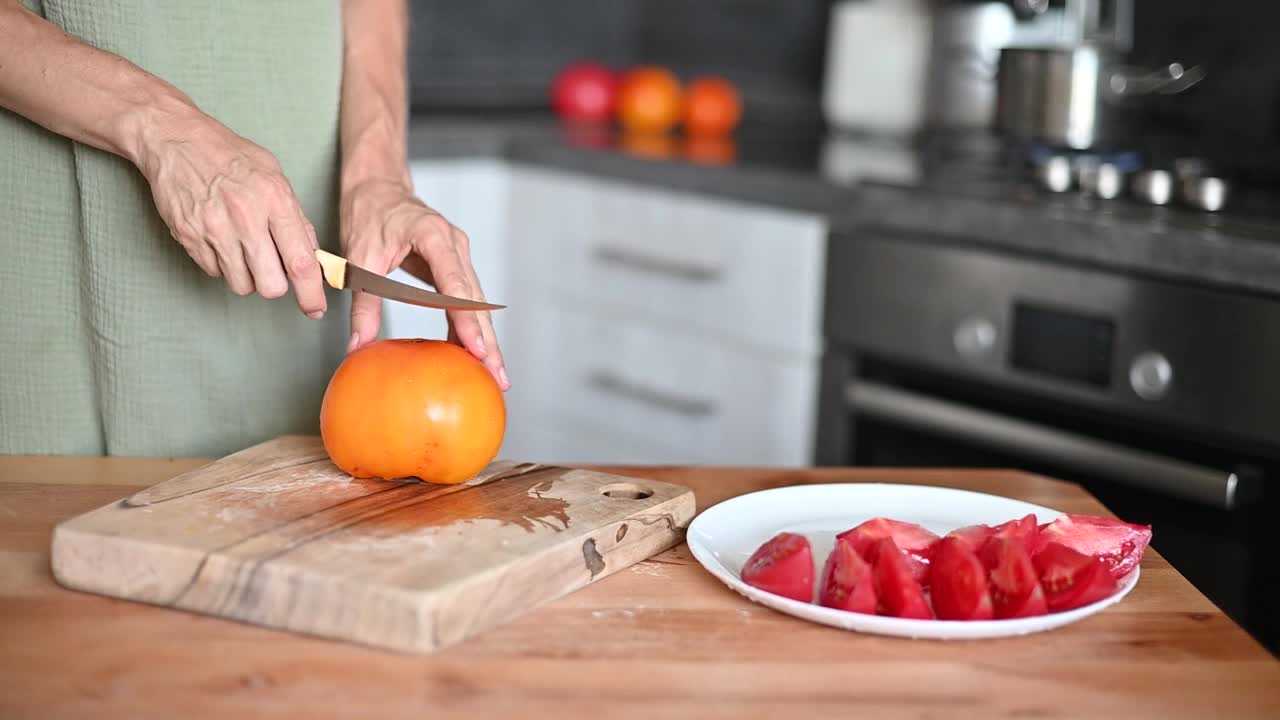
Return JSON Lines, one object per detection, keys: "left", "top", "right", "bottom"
{"left": 499, "top": 366, "right": 509, "bottom": 388}
{"left": 347, "top": 332, "right": 360, "bottom": 353}
{"left": 308, "top": 310, "right": 324, "bottom": 320}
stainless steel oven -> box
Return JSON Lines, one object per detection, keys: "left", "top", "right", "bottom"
{"left": 816, "top": 230, "right": 1280, "bottom": 654}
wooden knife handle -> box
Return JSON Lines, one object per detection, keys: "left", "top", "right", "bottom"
{"left": 315, "top": 249, "right": 348, "bottom": 290}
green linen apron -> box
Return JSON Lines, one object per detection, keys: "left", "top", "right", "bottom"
{"left": 0, "top": 0, "right": 351, "bottom": 457}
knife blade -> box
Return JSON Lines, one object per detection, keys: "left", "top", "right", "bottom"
{"left": 315, "top": 249, "right": 505, "bottom": 311}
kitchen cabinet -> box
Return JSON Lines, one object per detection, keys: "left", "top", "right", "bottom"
{"left": 524, "top": 298, "right": 820, "bottom": 465}
{"left": 393, "top": 159, "right": 828, "bottom": 466}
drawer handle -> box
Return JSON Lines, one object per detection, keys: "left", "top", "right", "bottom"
{"left": 586, "top": 370, "right": 716, "bottom": 418}
{"left": 592, "top": 245, "right": 722, "bottom": 283}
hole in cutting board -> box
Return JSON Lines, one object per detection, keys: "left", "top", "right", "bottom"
{"left": 599, "top": 483, "right": 654, "bottom": 500}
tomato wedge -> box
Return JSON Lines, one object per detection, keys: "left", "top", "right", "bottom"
{"left": 872, "top": 538, "right": 934, "bottom": 619}
{"left": 945, "top": 523, "right": 995, "bottom": 553}
{"left": 1036, "top": 514, "right": 1152, "bottom": 579}
{"left": 929, "top": 536, "right": 994, "bottom": 620}
{"left": 990, "top": 513, "right": 1039, "bottom": 548}
{"left": 838, "top": 518, "right": 939, "bottom": 586}
{"left": 741, "top": 532, "right": 814, "bottom": 602}
{"left": 1033, "top": 541, "right": 1119, "bottom": 612}
{"left": 818, "top": 537, "right": 878, "bottom": 614}
{"left": 980, "top": 535, "right": 1049, "bottom": 619}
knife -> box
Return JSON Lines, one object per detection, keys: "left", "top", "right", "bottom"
{"left": 315, "top": 249, "right": 505, "bottom": 311}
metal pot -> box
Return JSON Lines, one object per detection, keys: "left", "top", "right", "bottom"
{"left": 994, "top": 45, "right": 1204, "bottom": 150}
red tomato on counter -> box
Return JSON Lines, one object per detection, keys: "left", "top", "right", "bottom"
{"left": 550, "top": 62, "right": 618, "bottom": 123}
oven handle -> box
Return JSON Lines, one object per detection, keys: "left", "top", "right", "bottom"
{"left": 848, "top": 379, "right": 1244, "bottom": 510}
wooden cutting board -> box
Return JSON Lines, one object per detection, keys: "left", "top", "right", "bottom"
{"left": 49, "top": 435, "right": 695, "bottom": 654}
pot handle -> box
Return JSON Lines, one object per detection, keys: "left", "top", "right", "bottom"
{"left": 1109, "top": 63, "right": 1206, "bottom": 96}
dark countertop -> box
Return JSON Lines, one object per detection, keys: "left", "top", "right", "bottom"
{"left": 407, "top": 113, "right": 1280, "bottom": 300}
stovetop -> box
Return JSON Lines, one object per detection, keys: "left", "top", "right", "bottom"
{"left": 825, "top": 129, "right": 1280, "bottom": 239}
{"left": 406, "top": 110, "right": 1280, "bottom": 297}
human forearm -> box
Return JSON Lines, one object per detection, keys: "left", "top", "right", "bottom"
{"left": 0, "top": 1, "right": 200, "bottom": 167}
{"left": 335, "top": 0, "right": 505, "bottom": 386}
{"left": 339, "top": 0, "right": 412, "bottom": 195}
{"left": 0, "top": 1, "right": 330, "bottom": 315}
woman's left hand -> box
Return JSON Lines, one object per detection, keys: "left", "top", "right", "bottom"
{"left": 340, "top": 178, "right": 509, "bottom": 391}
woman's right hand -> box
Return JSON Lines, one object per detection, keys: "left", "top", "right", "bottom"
{"left": 0, "top": 2, "right": 323, "bottom": 319}
{"left": 134, "top": 105, "right": 329, "bottom": 319}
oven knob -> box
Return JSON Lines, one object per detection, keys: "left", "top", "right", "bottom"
{"left": 953, "top": 317, "right": 997, "bottom": 358}
{"left": 1129, "top": 351, "right": 1173, "bottom": 401}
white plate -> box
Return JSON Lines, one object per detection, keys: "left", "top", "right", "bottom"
{"left": 686, "top": 483, "right": 1139, "bottom": 640}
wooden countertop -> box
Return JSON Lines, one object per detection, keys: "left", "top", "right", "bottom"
{"left": 1, "top": 455, "right": 1277, "bottom": 719}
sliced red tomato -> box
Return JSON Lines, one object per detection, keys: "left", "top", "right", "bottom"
{"left": 945, "top": 523, "right": 995, "bottom": 553}
{"left": 741, "top": 532, "right": 815, "bottom": 602}
{"left": 818, "top": 537, "right": 878, "bottom": 614}
{"left": 928, "top": 536, "right": 994, "bottom": 620}
{"left": 1033, "top": 541, "right": 1119, "bottom": 612}
{"left": 980, "top": 535, "right": 1049, "bottom": 619}
{"left": 838, "top": 517, "right": 939, "bottom": 586}
{"left": 872, "top": 538, "right": 934, "bottom": 619}
{"left": 990, "top": 513, "right": 1039, "bottom": 548}
{"left": 1035, "top": 514, "right": 1152, "bottom": 579}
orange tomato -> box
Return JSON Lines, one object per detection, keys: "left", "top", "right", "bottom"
{"left": 320, "top": 339, "right": 506, "bottom": 485}
{"left": 683, "top": 76, "right": 742, "bottom": 137}
{"left": 615, "top": 66, "right": 683, "bottom": 134}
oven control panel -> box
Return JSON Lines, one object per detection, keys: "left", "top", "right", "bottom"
{"left": 1129, "top": 351, "right": 1174, "bottom": 401}
{"left": 1008, "top": 302, "right": 1115, "bottom": 390}
{"left": 823, "top": 231, "right": 1280, "bottom": 447}
{"left": 952, "top": 316, "right": 997, "bottom": 358}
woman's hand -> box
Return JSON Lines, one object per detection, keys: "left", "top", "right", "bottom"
{"left": 135, "top": 106, "right": 329, "bottom": 318}
{"left": 341, "top": 177, "right": 509, "bottom": 391}
{"left": 334, "top": 0, "right": 506, "bottom": 390}
{"left": 0, "top": 1, "right": 326, "bottom": 319}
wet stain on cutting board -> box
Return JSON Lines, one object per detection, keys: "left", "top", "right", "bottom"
{"left": 367, "top": 464, "right": 572, "bottom": 535}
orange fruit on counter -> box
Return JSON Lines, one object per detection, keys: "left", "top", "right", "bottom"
{"left": 320, "top": 339, "right": 506, "bottom": 485}
{"left": 615, "top": 66, "right": 684, "bottom": 134}
{"left": 683, "top": 76, "right": 742, "bottom": 137}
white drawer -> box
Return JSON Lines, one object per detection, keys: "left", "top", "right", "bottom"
{"left": 524, "top": 299, "right": 820, "bottom": 466}
{"left": 582, "top": 179, "right": 826, "bottom": 355}
{"left": 505, "top": 411, "right": 694, "bottom": 466}
{"left": 510, "top": 167, "right": 828, "bottom": 356}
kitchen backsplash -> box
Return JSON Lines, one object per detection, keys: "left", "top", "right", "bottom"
{"left": 405, "top": 0, "right": 830, "bottom": 123}
{"left": 406, "top": 0, "right": 1277, "bottom": 175}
